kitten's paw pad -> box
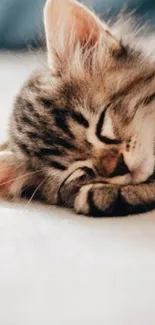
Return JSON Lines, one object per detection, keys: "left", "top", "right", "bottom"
{"left": 74, "top": 183, "right": 119, "bottom": 216}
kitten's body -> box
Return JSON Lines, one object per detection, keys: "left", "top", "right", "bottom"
{"left": 1, "top": 0, "right": 155, "bottom": 216}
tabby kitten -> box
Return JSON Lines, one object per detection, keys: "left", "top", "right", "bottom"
{"left": 1, "top": 0, "right": 155, "bottom": 216}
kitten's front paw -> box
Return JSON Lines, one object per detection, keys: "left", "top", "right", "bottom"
{"left": 74, "top": 183, "right": 119, "bottom": 216}
{"left": 74, "top": 181, "right": 155, "bottom": 217}
{"left": 120, "top": 184, "right": 155, "bottom": 214}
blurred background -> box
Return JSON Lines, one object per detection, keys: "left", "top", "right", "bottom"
{"left": 0, "top": 0, "right": 155, "bottom": 50}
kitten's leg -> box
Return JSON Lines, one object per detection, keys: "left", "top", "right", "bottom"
{"left": 120, "top": 182, "right": 155, "bottom": 214}
{"left": 74, "top": 181, "right": 155, "bottom": 216}
{"left": 58, "top": 166, "right": 119, "bottom": 216}
{"left": 74, "top": 183, "right": 119, "bottom": 216}
{"left": 58, "top": 167, "right": 155, "bottom": 216}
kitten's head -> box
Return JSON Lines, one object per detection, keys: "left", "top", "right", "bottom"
{"left": 1, "top": 0, "right": 155, "bottom": 206}
{"left": 43, "top": 0, "right": 155, "bottom": 184}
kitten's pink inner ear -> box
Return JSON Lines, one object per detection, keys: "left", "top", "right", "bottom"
{"left": 67, "top": 1, "right": 101, "bottom": 46}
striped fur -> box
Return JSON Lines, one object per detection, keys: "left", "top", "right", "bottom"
{"left": 1, "top": 0, "right": 155, "bottom": 216}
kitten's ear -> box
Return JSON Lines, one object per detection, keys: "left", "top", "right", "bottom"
{"left": 44, "top": 0, "right": 121, "bottom": 69}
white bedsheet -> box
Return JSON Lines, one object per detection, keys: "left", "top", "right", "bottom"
{"left": 0, "top": 51, "right": 155, "bottom": 325}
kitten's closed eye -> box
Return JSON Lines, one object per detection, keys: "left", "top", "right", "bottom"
{"left": 96, "top": 107, "right": 121, "bottom": 145}
{"left": 99, "top": 136, "right": 122, "bottom": 145}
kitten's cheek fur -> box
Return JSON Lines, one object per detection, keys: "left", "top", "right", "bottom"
{"left": 131, "top": 156, "right": 155, "bottom": 184}
{"left": 105, "top": 156, "right": 154, "bottom": 185}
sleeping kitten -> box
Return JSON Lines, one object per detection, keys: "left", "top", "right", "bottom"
{"left": 1, "top": 0, "right": 155, "bottom": 216}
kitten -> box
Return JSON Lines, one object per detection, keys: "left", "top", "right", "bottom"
{"left": 1, "top": 0, "right": 155, "bottom": 216}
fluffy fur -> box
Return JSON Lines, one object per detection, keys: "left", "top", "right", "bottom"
{"left": 1, "top": 0, "right": 155, "bottom": 216}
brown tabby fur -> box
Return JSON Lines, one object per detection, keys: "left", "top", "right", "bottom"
{"left": 1, "top": 0, "right": 155, "bottom": 216}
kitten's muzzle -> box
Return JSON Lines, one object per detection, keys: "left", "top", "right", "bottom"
{"left": 110, "top": 154, "right": 129, "bottom": 177}
{"left": 93, "top": 149, "right": 129, "bottom": 178}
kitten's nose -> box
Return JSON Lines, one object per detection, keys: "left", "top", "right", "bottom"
{"left": 110, "top": 154, "right": 129, "bottom": 177}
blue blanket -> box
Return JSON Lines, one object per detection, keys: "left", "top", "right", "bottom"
{"left": 0, "top": 0, "right": 155, "bottom": 49}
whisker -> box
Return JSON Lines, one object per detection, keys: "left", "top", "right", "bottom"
{"left": 0, "top": 169, "right": 43, "bottom": 187}
{"left": 23, "top": 177, "right": 48, "bottom": 209}
{"left": 0, "top": 162, "right": 23, "bottom": 172}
